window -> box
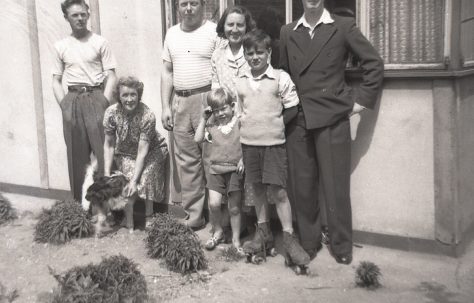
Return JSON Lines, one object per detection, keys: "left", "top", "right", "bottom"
{"left": 367, "top": 0, "right": 446, "bottom": 69}
{"left": 461, "top": 0, "right": 474, "bottom": 67}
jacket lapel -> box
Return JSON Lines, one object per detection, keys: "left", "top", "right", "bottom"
{"left": 300, "top": 24, "right": 337, "bottom": 74}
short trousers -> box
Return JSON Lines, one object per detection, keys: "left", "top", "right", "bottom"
{"left": 206, "top": 171, "right": 243, "bottom": 197}
{"left": 241, "top": 144, "right": 287, "bottom": 188}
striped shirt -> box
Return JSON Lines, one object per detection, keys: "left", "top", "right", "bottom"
{"left": 162, "top": 21, "right": 218, "bottom": 90}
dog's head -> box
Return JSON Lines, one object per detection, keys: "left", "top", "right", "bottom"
{"left": 85, "top": 173, "right": 129, "bottom": 205}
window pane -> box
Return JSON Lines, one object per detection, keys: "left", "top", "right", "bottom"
{"left": 235, "top": 0, "right": 286, "bottom": 67}
{"left": 369, "top": 0, "right": 444, "bottom": 64}
{"left": 235, "top": 0, "right": 286, "bottom": 30}
{"left": 461, "top": 0, "right": 474, "bottom": 65}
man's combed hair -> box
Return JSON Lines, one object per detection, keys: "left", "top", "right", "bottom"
{"left": 216, "top": 5, "right": 256, "bottom": 38}
{"left": 115, "top": 76, "right": 145, "bottom": 102}
{"left": 207, "top": 88, "right": 233, "bottom": 109}
{"left": 61, "top": 0, "right": 89, "bottom": 15}
{"left": 242, "top": 29, "right": 272, "bottom": 51}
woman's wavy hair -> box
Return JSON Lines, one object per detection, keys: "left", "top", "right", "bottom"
{"left": 115, "top": 76, "right": 144, "bottom": 103}
{"left": 216, "top": 5, "right": 256, "bottom": 38}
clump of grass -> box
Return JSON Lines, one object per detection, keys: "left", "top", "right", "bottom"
{"left": 0, "top": 193, "right": 17, "bottom": 226}
{"left": 51, "top": 255, "right": 147, "bottom": 303}
{"left": 355, "top": 261, "right": 382, "bottom": 290}
{"left": 220, "top": 246, "right": 245, "bottom": 262}
{"left": 145, "top": 213, "right": 207, "bottom": 274}
{"left": 34, "top": 200, "right": 93, "bottom": 244}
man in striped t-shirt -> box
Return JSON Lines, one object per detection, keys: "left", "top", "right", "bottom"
{"left": 161, "top": 0, "right": 218, "bottom": 229}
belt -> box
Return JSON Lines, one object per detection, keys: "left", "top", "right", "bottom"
{"left": 175, "top": 84, "right": 211, "bottom": 97}
{"left": 68, "top": 84, "right": 103, "bottom": 93}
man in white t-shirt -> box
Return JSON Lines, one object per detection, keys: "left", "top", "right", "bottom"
{"left": 52, "top": 0, "right": 117, "bottom": 201}
{"left": 161, "top": 0, "right": 218, "bottom": 229}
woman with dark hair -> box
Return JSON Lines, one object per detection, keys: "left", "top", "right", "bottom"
{"left": 103, "top": 76, "right": 168, "bottom": 228}
{"left": 212, "top": 5, "right": 256, "bottom": 94}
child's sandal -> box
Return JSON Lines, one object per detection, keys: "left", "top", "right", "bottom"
{"left": 205, "top": 233, "right": 224, "bottom": 251}
{"left": 234, "top": 246, "right": 245, "bottom": 257}
{"left": 145, "top": 216, "right": 154, "bottom": 229}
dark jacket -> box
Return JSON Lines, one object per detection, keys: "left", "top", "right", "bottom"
{"left": 279, "top": 15, "right": 384, "bottom": 129}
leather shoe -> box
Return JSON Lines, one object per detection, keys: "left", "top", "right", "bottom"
{"left": 334, "top": 254, "right": 353, "bottom": 265}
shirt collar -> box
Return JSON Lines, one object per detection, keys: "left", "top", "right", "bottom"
{"left": 225, "top": 44, "right": 244, "bottom": 61}
{"left": 293, "top": 8, "right": 334, "bottom": 31}
{"left": 241, "top": 65, "right": 275, "bottom": 80}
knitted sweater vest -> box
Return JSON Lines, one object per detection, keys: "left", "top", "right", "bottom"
{"left": 236, "top": 71, "right": 285, "bottom": 146}
{"left": 207, "top": 121, "right": 242, "bottom": 174}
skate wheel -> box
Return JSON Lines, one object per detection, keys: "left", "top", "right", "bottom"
{"left": 252, "top": 255, "right": 263, "bottom": 264}
{"left": 246, "top": 255, "right": 253, "bottom": 263}
{"left": 294, "top": 266, "right": 301, "bottom": 275}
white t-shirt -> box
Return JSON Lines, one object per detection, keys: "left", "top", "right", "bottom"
{"left": 162, "top": 21, "right": 218, "bottom": 90}
{"left": 53, "top": 32, "right": 117, "bottom": 86}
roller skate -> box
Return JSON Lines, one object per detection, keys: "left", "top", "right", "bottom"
{"left": 242, "top": 222, "right": 277, "bottom": 265}
{"left": 282, "top": 231, "right": 311, "bottom": 275}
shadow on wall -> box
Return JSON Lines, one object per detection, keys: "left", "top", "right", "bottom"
{"left": 350, "top": 85, "right": 382, "bottom": 174}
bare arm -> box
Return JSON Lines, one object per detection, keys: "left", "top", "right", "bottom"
{"left": 124, "top": 139, "right": 150, "bottom": 197}
{"left": 103, "top": 133, "right": 116, "bottom": 177}
{"left": 194, "top": 107, "right": 212, "bottom": 143}
{"left": 52, "top": 75, "right": 65, "bottom": 105}
{"left": 103, "top": 69, "right": 117, "bottom": 104}
{"left": 160, "top": 60, "right": 174, "bottom": 131}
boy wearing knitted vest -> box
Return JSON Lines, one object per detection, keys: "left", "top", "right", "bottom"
{"left": 236, "top": 29, "right": 310, "bottom": 269}
{"left": 195, "top": 88, "right": 245, "bottom": 254}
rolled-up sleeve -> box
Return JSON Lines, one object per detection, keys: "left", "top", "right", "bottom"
{"left": 279, "top": 71, "right": 299, "bottom": 109}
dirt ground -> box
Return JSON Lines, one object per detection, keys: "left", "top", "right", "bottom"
{"left": 1, "top": 193, "right": 473, "bottom": 303}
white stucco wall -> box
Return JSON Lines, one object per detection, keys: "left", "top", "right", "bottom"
{"left": 1, "top": 0, "right": 42, "bottom": 187}
{"left": 351, "top": 79, "right": 435, "bottom": 239}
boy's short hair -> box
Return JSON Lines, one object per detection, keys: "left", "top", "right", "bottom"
{"left": 242, "top": 29, "right": 272, "bottom": 51}
{"left": 61, "top": 0, "right": 89, "bottom": 16}
{"left": 207, "top": 88, "right": 233, "bottom": 109}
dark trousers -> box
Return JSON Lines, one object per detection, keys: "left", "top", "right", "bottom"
{"left": 286, "top": 111, "right": 352, "bottom": 257}
{"left": 60, "top": 89, "right": 109, "bottom": 201}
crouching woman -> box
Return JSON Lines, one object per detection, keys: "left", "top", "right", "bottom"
{"left": 103, "top": 76, "right": 168, "bottom": 228}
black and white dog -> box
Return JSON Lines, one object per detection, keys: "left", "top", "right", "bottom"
{"left": 82, "top": 156, "right": 135, "bottom": 236}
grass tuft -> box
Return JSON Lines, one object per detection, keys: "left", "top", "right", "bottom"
{"left": 34, "top": 200, "right": 93, "bottom": 244}
{"left": 145, "top": 213, "right": 207, "bottom": 274}
{"left": 355, "top": 261, "right": 382, "bottom": 290}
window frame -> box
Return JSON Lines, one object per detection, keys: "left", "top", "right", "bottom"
{"left": 358, "top": 0, "right": 451, "bottom": 70}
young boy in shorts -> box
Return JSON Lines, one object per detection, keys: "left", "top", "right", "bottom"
{"left": 235, "top": 29, "right": 310, "bottom": 267}
{"left": 195, "top": 88, "right": 245, "bottom": 253}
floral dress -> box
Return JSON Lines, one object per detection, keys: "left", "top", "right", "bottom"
{"left": 103, "top": 102, "right": 168, "bottom": 203}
